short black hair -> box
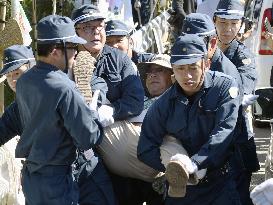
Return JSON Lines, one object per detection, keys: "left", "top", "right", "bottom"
{"left": 37, "top": 44, "right": 57, "bottom": 57}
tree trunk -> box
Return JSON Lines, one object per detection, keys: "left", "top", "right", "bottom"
{"left": 0, "top": 1, "right": 7, "bottom": 114}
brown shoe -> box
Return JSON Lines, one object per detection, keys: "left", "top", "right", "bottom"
{"left": 165, "top": 160, "right": 189, "bottom": 197}
{"left": 73, "top": 51, "right": 96, "bottom": 104}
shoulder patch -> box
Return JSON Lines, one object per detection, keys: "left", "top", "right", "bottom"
{"left": 242, "top": 58, "right": 251, "bottom": 65}
{"left": 229, "top": 87, "right": 239, "bottom": 98}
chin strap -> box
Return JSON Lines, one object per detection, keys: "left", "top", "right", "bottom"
{"left": 62, "top": 41, "right": 68, "bottom": 73}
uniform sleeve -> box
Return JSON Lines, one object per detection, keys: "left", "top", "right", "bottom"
{"left": 191, "top": 79, "right": 240, "bottom": 169}
{"left": 137, "top": 100, "right": 167, "bottom": 172}
{"left": 112, "top": 57, "right": 144, "bottom": 120}
{"left": 137, "top": 53, "right": 155, "bottom": 63}
{"left": 237, "top": 47, "right": 257, "bottom": 95}
{"left": 0, "top": 102, "right": 22, "bottom": 146}
{"left": 58, "top": 88, "right": 103, "bottom": 150}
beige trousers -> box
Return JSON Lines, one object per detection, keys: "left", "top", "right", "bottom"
{"left": 98, "top": 120, "right": 189, "bottom": 182}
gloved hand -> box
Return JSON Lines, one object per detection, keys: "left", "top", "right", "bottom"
{"left": 195, "top": 168, "right": 207, "bottom": 179}
{"left": 170, "top": 154, "right": 197, "bottom": 174}
{"left": 89, "top": 90, "right": 100, "bottom": 111}
{"left": 242, "top": 94, "right": 259, "bottom": 107}
{"left": 97, "top": 105, "right": 115, "bottom": 127}
{"left": 250, "top": 178, "right": 273, "bottom": 205}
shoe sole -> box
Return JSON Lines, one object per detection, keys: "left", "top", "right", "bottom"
{"left": 165, "top": 160, "right": 189, "bottom": 197}
{"left": 73, "top": 51, "right": 96, "bottom": 104}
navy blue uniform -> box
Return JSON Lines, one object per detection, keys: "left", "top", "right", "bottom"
{"left": 15, "top": 61, "right": 102, "bottom": 205}
{"left": 94, "top": 45, "right": 144, "bottom": 120}
{"left": 224, "top": 40, "right": 259, "bottom": 205}
{"left": 0, "top": 102, "right": 22, "bottom": 144}
{"left": 138, "top": 71, "right": 241, "bottom": 205}
{"left": 211, "top": 48, "right": 243, "bottom": 90}
{"left": 224, "top": 40, "right": 257, "bottom": 95}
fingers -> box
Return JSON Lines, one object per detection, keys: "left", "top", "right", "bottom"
{"left": 89, "top": 90, "right": 100, "bottom": 110}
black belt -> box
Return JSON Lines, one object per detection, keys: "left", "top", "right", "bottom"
{"left": 198, "top": 162, "right": 230, "bottom": 185}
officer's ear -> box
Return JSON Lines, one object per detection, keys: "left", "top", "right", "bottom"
{"left": 50, "top": 47, "right": 64, "bottom": 59}
{"left": 213, "top": 16, "right": 216, "bottom": 24}
{"left": 129, "top": 37, "right": 134, "bottom": 48}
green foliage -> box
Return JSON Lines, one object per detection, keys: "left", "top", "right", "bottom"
{"left": 21, "top": 0, "right": 75, "bottom": 22}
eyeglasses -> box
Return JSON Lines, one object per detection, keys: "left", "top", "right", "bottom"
{"left": 76, "top": 23, "right": 105, "bottom": 34}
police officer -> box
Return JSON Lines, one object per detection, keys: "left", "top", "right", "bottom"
{"left": 0, "top": 45, "right": 35, "bottom": 150}
{"left": 181, "top": 12, "right": 242, "bottom": 89}
{"left": 13, "top": 15, "right": 103, "bottom": 205}
{"left": 0, "top": 45, "right": 35, "bottom": 203}
{"left": 71, "top": 5, "right": 144, "bottom": 123}
{"left": 214, "top": 1, "right": 259, "bottom": 204}
{"left": 137, "top": 34, "right": 241, "bottom": 205}
{"left": 214, "top": 0, "right": 256, "bottom": 95}
{"left": 105, "top": 19, "right": 154, "bottom": 64}
{"left": 0, "top": 45, "right": 35, "bottom": 145}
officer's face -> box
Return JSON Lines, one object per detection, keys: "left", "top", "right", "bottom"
{"left": 172, "top": 59, "right": 205, "bottom": 96}
{"left": 106, "top": 35, "right": 132, "bottom": 57}
{"left": 215, "top": 17, "right": 242, "bottom": 45}
{"left": 145, "top": 64, "right": 173, "bottom": 97}
{"left": 55, "top": 43, "right": 78, "bottom": 70}
{"left": 6, "top": 64, "right": 29, "bottom": 92}
{"left": 76, "top": 20, "right": 106, "bottom": 55}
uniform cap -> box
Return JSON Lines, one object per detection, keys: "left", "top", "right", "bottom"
{"left": 214, "top": 0, "right": 244, "bottom": 20}
{"left": 171, "top": 34, "right": 207, "bottom": 65}
{"left": 0, "top": 45, "right": 35, "bottom": 75}
{"left": 71, "top": 4, "right": 105, "bottom": 25}
{"left": 105, "top": 20, "right": 131, "bottom": 36}
{"left": 37, "top": 15, "right": 87, "bottom": 44}
{"left": 182, "top": 13, "right": 216, "bottom": 37}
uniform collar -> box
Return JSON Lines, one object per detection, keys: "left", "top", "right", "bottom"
{"left": 223, "top": 39, "right": 238, "bottom": 57}
{"left": 36, "top": 61, "right": 60, "bottom": 71}
{"left": 170, "top": 71, "right": 214, "bottom": 100}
